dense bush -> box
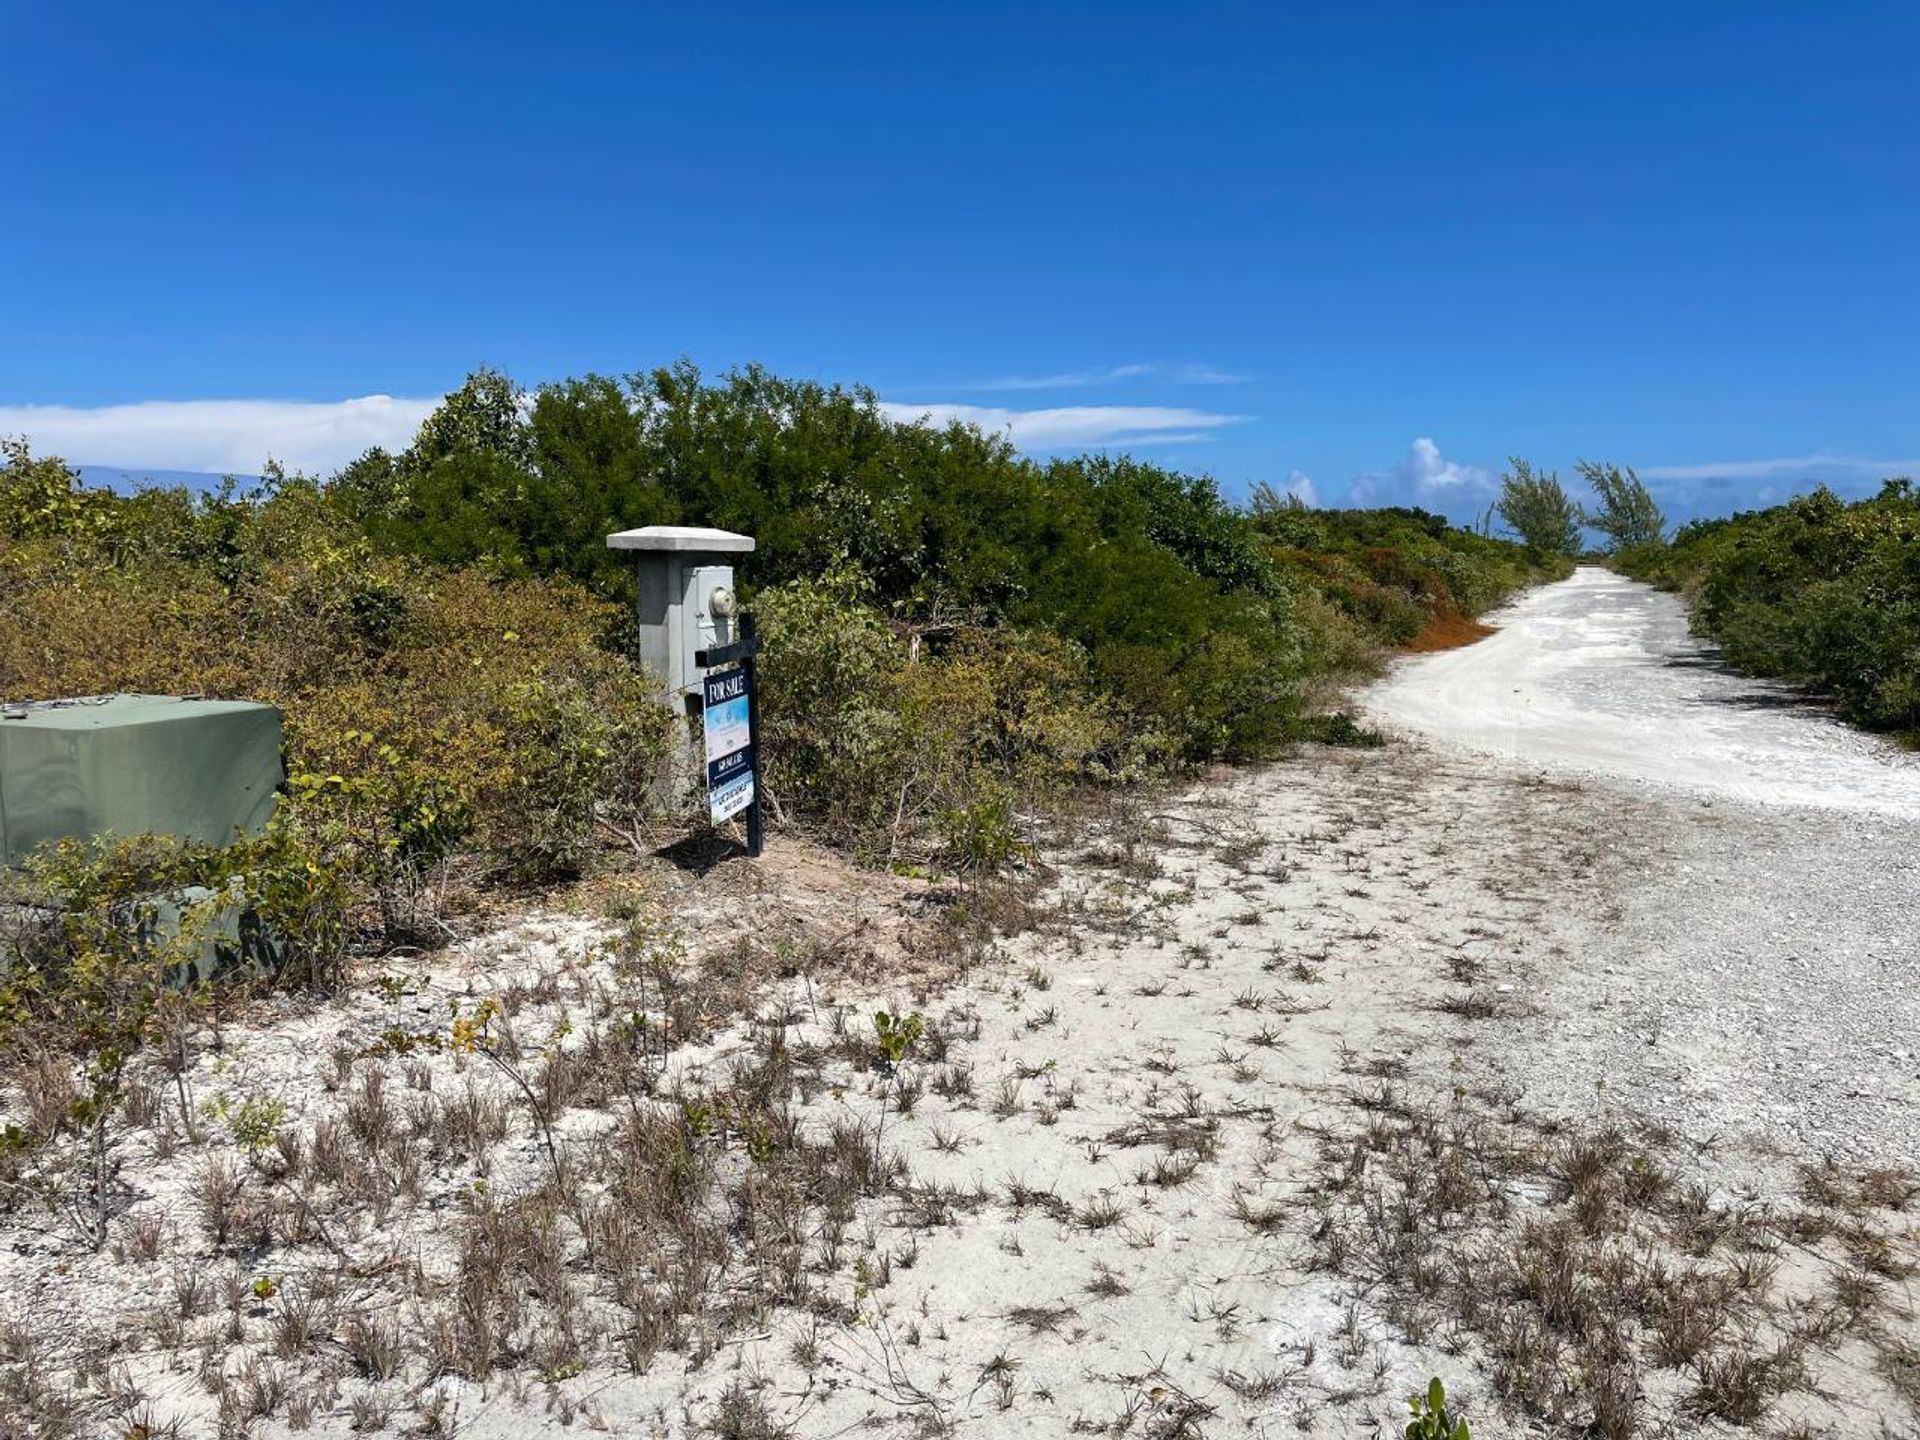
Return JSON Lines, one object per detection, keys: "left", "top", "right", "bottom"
{"left": 1619, "top": 480, "right": 1920, "bottom": 741}
{"left": 754, "top": 569, "right": 1118, "bottom": 865}
{"left": 2, "top": 366, "right": 1553, "bottom": 915}
{"left": 341, "top": 365, "right": 1555, "bottom": 762}
{"left": 337, "top": 366, "right": 1306, "bottom": 758}
{"left": 1253, "top": 501, "right": 1559, "bottom": 656}
{"left": 0, "top": 440, "right": 677, "bottom": 928}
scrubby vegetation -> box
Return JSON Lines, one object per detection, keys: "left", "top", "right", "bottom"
{"left": 1251, "top": 493, "right": 1563, "bottom": 658}
{"left": 1618, "top": 479, "right": 1919, "bottom": 742}
{"left": 3, "top": 365, "right": 1552, "bottom": 897}
{"left": 0, "top": 435, "right": 675, "bottom": 936}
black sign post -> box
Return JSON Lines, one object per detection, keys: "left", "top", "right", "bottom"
{"left": 695, "top": 611, "right": 763, "bottom": 858}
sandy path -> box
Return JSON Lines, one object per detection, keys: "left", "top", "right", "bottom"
{"left": 1362, "top": 566, "right": 1920, "bottom": 819}
{"left": 1362, "top": 568, "right": 1920, "bottom": 1170}
{"left": 657, "top": 748, "right": 1639, "bottom": 1439}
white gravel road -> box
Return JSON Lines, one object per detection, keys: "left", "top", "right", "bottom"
{"left": 1365, "top": 567, "right": 1920, "bottom": 1172}
{"left": 1364, "top": 566, "right": 1920, "bottom": 818}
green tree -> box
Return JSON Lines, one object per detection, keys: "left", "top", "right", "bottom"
{"left": 1495, "top": 458, "right": 1582, "bottom": 558}
{"left": 1577, "top": 460, "right": 1665, "bottom": 551}
{"left": 340, "top": 368, "right": 549, "bottom": 576}
{"left": 1247, "top": 478, "right": 1310, "bottom": 516}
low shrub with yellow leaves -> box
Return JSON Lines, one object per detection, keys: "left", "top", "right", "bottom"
{"left": 754, "top": 568, "right": 1122, "bottom": 868}
{"left": 0, "top": 445, "right": 678, "bottom": 948}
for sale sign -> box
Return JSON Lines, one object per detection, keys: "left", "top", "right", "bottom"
{"left": 702, "top": 666, "right": 756, "bottom": 824}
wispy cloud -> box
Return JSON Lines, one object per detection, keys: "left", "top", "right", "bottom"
{"left": 1640, "top": 453, "right": 1920, "bottom": 482}
{"left": 959, "top": 361, "right": 1249, "bottom": 392}
{"left": 878, "top": 401, "right": 1250, "bottom": 451}
{"left": 0, "top": 396, "right": 436, "bottom": 476}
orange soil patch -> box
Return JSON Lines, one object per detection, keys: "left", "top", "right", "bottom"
{"left": 1406, "top": 612, "right": 1496, "bottom": 653}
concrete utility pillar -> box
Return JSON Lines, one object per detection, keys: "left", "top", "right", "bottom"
{"left": 605, "top": 526, "right": 756, "bottom": 702}
{"left": 606, "top": 525, "right": 756, "bottom": 810}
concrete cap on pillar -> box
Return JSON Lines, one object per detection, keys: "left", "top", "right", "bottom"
{"left": 606, "top": 526, "right": 756, "bottom": 553}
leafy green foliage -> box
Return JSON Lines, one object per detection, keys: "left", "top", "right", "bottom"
{"left": 4, "top": 362, "right": 1551, "bottom": 904}
{"left": 1407, "top": 1376, "right": 1471, "bottom": 1440}
{"left": 753, "top": 570, "right": 1112, "bottom": 866}
{"left": 1619, "top": 479, "right": 1920, "bottom": 741}
{"left": 204, "top": 1092, "right": 288, "bottom": 1151}
{"left": 1254, "top": 503, "right": 1560, "bottom": 656}
{"left": 339, "top": 364, "right": 1309, "bottom": 758}
{"left": 0, "top": 443, "right": 677, "bottom": 903}
{"left": 1496, "top": 459, "right": 1583, "bottom": 559}
{"left": 872, "top": 1010, "right": 924, "bottom": 1071}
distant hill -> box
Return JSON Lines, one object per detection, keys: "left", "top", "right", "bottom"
{"left": 77, "top": 465, "right": 260, "bottom": 494}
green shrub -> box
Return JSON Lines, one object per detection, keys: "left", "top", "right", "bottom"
{"left": 753, "top": 568, "right": 905, "bottom": 846}
{"left": 755, "top": 569, "right": 1117, "bottom": 866}
{"left": 1260, "top": 504, "right": 1551, "bottom": 660}
{"left": 1622, "top": 480, "right": 1919, "bottom": 741}
{"left": 0, "top": 442, "right": 679, "bottom": 930}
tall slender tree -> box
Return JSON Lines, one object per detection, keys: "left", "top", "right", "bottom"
{"left": 1577, "top": 460, "right": 1665, "bottom": 551}
{"left": 1495, "top": 458, "right": 1582, "bottom": 558}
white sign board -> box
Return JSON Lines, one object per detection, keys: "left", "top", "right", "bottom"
{"left": 702, "top": 667, "right": 755, "bottom": 825}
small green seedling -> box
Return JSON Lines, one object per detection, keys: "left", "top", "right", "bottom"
{"left": 227, "top": 1095, "right": 287, "bottom": 1151}
{"left": 1407, "top": 1377, "right": 1469, "bottom": 1440}
{"left": 872, "top": 1010, "right": 924, "bottom": 1074}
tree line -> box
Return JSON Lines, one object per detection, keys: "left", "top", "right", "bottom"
{"left": 1, "top": 362, "right": 1559, "bottom": 905}
{"left": 1493, "top": 458, "right": 1667, "bottom": 560}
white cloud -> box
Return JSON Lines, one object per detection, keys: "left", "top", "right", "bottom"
{"left": 1283, "top": 469, "right": 1318, "bottom": 507}
{"left": 961, "top": 362, "right": 1249, "bottom": 391}
{"left": 3, "top": 389, "right": 1251, "bottom": 478}
{"left": 879, "top": 401, "right": 1250, "bottom": 451}
{"left": 1639, "top": 453, "right": 1920, "bottom": 482}
{"left": 1345, "top": 437, "right": 1496, "bottom": 510}
{"left": 0, "top": 396, "right": 437, "bottom": 476}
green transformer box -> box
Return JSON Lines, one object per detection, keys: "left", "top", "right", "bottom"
{"left": 0, "top": 694, "right": 284, "bottom": 866}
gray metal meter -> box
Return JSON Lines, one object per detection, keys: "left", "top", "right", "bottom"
{"left": 685, "top": 566, "right": 739, "bottom": 686}
{"left": 605, "top": 526, "right": 756, "bottom": 696}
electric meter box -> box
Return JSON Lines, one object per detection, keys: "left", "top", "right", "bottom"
{"left": 606, "top": 526, "right": 755, "bottom": 696}
{"left": 0, "top": 695, "right": 285, "bottom": 869}
{"left": 684, "top": 565, "right": 738, "bottom": 684}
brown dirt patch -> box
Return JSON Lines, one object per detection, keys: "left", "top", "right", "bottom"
{"left": 1407, "top": 612, "right": 1495, "bottom": 652}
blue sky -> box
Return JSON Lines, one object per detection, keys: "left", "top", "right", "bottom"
{"left": 2, "top": 2, "right": 1916, "bottom": 523}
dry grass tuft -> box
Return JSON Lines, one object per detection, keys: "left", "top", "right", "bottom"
{"left": 1302, "top": 1077, "right": 1920, "bottom": 1433}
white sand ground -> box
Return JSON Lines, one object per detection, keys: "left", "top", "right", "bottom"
{"left": 3, "top": 572, "right": 1916, "bottom": 1438}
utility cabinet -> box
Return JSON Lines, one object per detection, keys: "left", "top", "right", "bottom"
{"left": 0, "top": 695, "right": 284, "bottom": 869}
{"left": 606, "top": 526, "right": 756, "bottom": 697}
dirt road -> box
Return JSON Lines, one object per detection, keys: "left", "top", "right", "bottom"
{"left": 1364, "top": 568, "right": 1919, "bottom": 1177}
{"left": 1364, "top": 565, "right": 1920, "bottom": 818}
